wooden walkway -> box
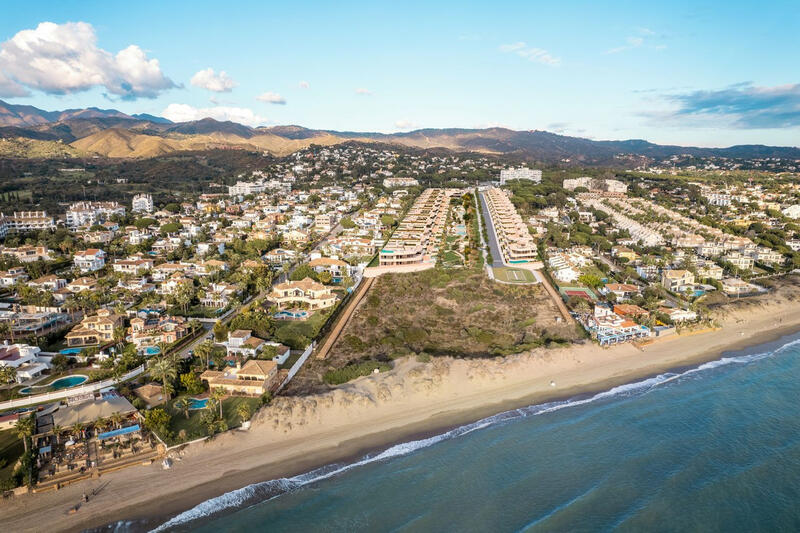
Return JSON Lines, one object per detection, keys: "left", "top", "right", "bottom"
{"left": 315, "top": 277, "right": 374, "bottom": 360}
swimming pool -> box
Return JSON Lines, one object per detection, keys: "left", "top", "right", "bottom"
{"left": 144, "top": 346, "right": 161, "bottom": 355}
{"left": 188, "top": 397, "right": 208, "bottom": 409}
{"left": 20, "top": 375, "right": 88, "bottom": 394}
{"left": 59, "top": 348, "right": 83, "bottom": 355}
{"left": 274, "top": 310, "right": 309, "bottom": 319}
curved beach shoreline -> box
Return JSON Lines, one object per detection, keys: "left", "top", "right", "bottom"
{"left": 3, "top": 299, "right": 800, "bottom": 532}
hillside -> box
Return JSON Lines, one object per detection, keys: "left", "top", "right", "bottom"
{"left": 1, "top": 99, "right": 799, "bottom": 162}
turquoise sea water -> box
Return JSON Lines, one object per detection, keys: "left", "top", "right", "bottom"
{"left": 145, "top": 332, "right": 800, "bottom": 532}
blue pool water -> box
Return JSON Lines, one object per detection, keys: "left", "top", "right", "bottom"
{"left": 274, "top": 310, "right": 309, "bottom": 319}
{"left": 20, "top": 374, "right": 88, "bottom": 394}
{"left": 151, "top": 331, "right": 800, "bottom": 533}
{"left": 188, "top": 398, "right": 208, "bottom": 410}
{"left": 144, "top": 346, "right": 161, "bottom": 355}
{"left": 59, "top": 348, "right": 83, "bottom": 355}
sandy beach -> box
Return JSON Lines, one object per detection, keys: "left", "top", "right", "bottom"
{"left": 3, "top": 294, "right": 800, "bottom": 532}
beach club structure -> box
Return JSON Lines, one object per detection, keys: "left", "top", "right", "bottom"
{"left": 484, "top": 187, "right": 538, "bottom": 263}
{"left": 30, "top": 394, "right": 158, "bottom": 491}
{"left": 379, "top": 188, "right": 459, "bottom": 267}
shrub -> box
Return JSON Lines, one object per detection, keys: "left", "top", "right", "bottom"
{"left": 323, "top": 360, "right": 392, "bottom": 385}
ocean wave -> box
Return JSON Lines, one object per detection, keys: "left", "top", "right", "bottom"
{"left": 149, "top": 335, "right": 800, "bottom": 532}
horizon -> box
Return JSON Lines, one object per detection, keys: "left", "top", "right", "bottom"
{"left": 3, "top": 97, "right": 800, "bottom": 151}
{"left": 0, "top": 1, "right": 798, "bottom": 148}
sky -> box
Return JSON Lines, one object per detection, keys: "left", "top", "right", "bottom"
{"left": 1, "top": 0, "right": 799, "bottom": 147}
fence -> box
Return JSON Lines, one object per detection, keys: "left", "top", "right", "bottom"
{"left": 0, "top": 364, "right": 147, "bottom": 411}
{"left": 277, "top": 342, "right": 315, "bottom": 392}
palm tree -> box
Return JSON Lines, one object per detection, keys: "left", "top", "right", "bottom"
{"left": 15, "top": 414, "right": 35, "bottom": 453}
{"left": 71, "top": 422, "right": 84, "bottom": 441}
{"left": 149, "top": 357, "right": 178, "bottom": 401}
{"left": 210, "top": 387, "right": 226, "bottom": 418}
{"left": 157, "top": 340, "right": 171, "bottom": 358}
{"left": 52, "top": 424, "right": 64, "bottom": 445}
{"left": 175, "top": 397, "right": 191, "bottom": 419}
{"left": 195, "top": 340, "right": 214, "bottom": 370}
{"left": 113, "top": 326, "right": 126, "bottom": 351}
{"left": 110, "top": 412, "right": 123, "bottom": 430}
{"left": 236, "top": 402, "right": 251, "bottom": 424}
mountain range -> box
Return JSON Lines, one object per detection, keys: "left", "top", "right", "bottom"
{"left": 1, "top": 99, "right": 799, "bottom": 164}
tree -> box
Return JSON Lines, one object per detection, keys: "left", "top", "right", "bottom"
{"left": 175, "top": 397, "right": 192, "bottom": 420}
{"left": 289, "top": 263, "right": 317, "bottom": 281}
{"left": 195, "top": 340, "right": 215, "bottom": 370}
{"left": 143, "top": 408, "right": 171, "bottom": 438}
{"left": 578, "top": 274, "right": 603, "bottom": 290}
{"left": 340, "top": 217, "right": 356, "bottom": 229}
{"left": 213, "top": 321, "right": 228, "bottom": 342}
{"left": 0, "top": 365, "right": 16, "bottom": 385}
{"left": 318, "top": 271, "right": 333, "bottom": 284}
{"left": 149, "top": 357, "right": 178, "bottom": 401}
{"left": 210, "top": 387, "right": 226, "bottom": 418}
{"left": 180, "top": 372, "right": 204, "bottom": 395}
{"left": 173, "top": 282, "right": 196, "bottom": 314}
{"left": 15, "top": 414, "right": 35, "bottom": 453}
{"left": 51, "top": 353, "right": 69, "bottom": 372}
{"left": 237, "top": 402, "right": 252, "bottom": 424}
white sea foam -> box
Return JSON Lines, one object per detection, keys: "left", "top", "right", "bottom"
{"left": 150, "top": 335, "right": 800, "bottom": 531}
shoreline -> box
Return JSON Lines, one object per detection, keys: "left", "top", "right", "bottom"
{"left": 3, "top": 299, "right": 800, "bottom": 532}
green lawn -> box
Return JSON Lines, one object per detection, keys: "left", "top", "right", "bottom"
{"left": 164, "top": 395, "right": 262, "bottom": 445}
{"left": 0, "top": 429, "right": 24, "bottom": 488}
{"left": 493, "top": 267, "right": 536, "bottom": 283}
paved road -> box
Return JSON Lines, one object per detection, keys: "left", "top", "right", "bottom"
{"left": 478, "top": 191, "right": 504, "bottom": 267}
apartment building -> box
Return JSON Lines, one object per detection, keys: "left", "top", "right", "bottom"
{"left": 132, "top": 194, "right": 154, "bottom": 213}
{"left": 379, "top": 188, "right": 457, "bottom": 267}
{"left": 484, "top": 187, "right": 537, "bottom": 263}
{"left": 66, "top": 202, "right": 126, "bottom": 228}
{"left": 383, "top": 177, "right": 419, "bottom": 188}
{"left": 499, "top": 168, "right": 542, "bottom": 185}
{"left": 3, "top": 211, "right": 55, "bottom": 232}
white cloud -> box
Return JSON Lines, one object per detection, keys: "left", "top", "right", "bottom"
{"left": 605, "top": 28, "right": 661, "bottom": 54}
{"left": 355, "top": 88, "right": 372, "bottom": 95}
{"left": 394, "top": 119, "right": 417, "bottom": 130}
{"left": 256, "top": 91, "right": 286, "bottom": 105}
{"left": 499, "top": 42, "right": 560, "bottom": 66}
{"left": 0, "top": 70, "right": 27, "bottom": 97}
{"left": 0, "top": 21, "right": 175, "bottom": 99}
{"left": 161, "top": 103, "right": 266, "bottom": 127}
{"left": 298, "top": 80, "right": 309, "bottom": 89}
{"left": 190, "top": 68, "right": 237, "bottom": 92}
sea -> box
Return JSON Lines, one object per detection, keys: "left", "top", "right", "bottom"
{"left": 133, "top": 331, "right": 800, "bottom": 532}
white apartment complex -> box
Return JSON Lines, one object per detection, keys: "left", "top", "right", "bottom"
{"left": 66, "top": 202, "right": 126, "bottom": 228}
{"left": 132, "top": 193, "right": 154, "bottom": 213}
{"left": 0, "top": 211, "right": 56, "bottom": 234}
{"left": 499, "top": 168, "right": 542, "bottom": 185}
{"left": 383, "top": 177, "right": 419, "bottom": 188}
{"left": 484, "top": 187, "right": 538, "bottom": 263}
{"left": 379, "top": 188, "right": 458, "bottom": 267}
